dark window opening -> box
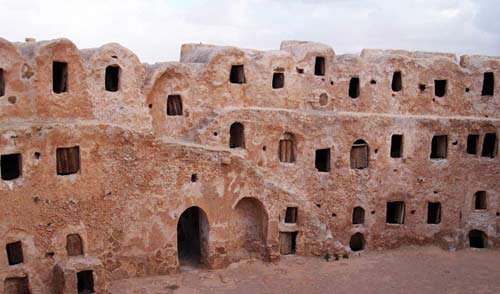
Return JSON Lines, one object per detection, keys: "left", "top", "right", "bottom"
{"left": 349, "top": 232, "right": 365, "bottom": 251}
{"left": 279, "top": 133, "right": 295, "bottom": 163}
{"left": 386, "top": 201, "right": 405, "bottom": 224}
{"left": 315, "top": 148, "right": 330, "bottom": 172}
{"left": 284, "top": 207, "right": 298, "bottom": 224}
{"left": 481, "top": 72, "right": 494, "bottom": 96}
{"left": 349, "top": 77, "right": 360, "bottom": 98}
{"left": 66, "top": 234, "right": 84, "bottom": 256}
{"left": 467, "top": 134, "right": 479, "bottom": 155}
{"left": 390, "top": 134, "right": 403, "bottom": 158}
{"left": 0, "top": 68, "right": 5, "bottom": 96}
{"left": 105, "top": 65, "right": 120, "bottom": 92}
{"left": 77, "top": 270, "right": 94, "bottom": 294}
{"left": 56, "top": 146, "right": 80, "bottom": 175}
{"left": 314, "top": 57, "right": 325, "bottom": 76}
{"left": 191, "top": 174, "right": 198, "bottom": 182}
{"left": 391, "top": 71, "right": 402, "bottom": 92}
{"left": 4, "top": 277, "right": 30, "bottom": 294}
{"left": 419, "top": 84, "right": 426, "bottom": 92}
{"left": 167, "top": 95, "right": 183, "bottom": 116}
{"left": 229, "top": 65, "right": 245, "bottom": 84}
{"left": 434, "top": 80, "right": 447, "bottom": 97}
{"left": 430, "top": 135, "right": 447, "bottom": 159}
{"left": 481, "top": 133, "right": 497, "bottom": 158}
{"left": 350, "top": 139, "right": 369, "bottom": 169}
{"left": 1, "top": 153, "right": 22, "bottom": 180}
{"left": 279, "top": 231, "right": 298, "bottom": 255}
{"left": 474, "top": 191, "right": 487, "bottom": 210}
{"left": 427, "top": 202, "right": 441, "bottom": 224}
{"left": 6, "top": 241, "right": 24, "bottom": 265}
{"left": 229, "top": 122, "right": 245, "bottom": 148}
{"left": 469, "top": 230, "right": 487, "bottom": 248}
{"left": 272, "top": 72, "right": 284, "bottom": 89}
{"left": 352, "top": 206, "right": 365, "bottom": 225}
{"left": 53, "top": 61, "right": 68, "bottom": 94}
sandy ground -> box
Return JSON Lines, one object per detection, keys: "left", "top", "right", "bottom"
{"left": 109, "top": 247, "right": 500, "bottom": 294}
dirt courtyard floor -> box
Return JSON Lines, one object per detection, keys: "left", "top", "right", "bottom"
{"left": 109, "top": 246, "right": 500, "bottom": 294}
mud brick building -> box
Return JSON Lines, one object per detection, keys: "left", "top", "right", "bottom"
{"left": 0, "top": 38, "right": 498, "bottom": 293}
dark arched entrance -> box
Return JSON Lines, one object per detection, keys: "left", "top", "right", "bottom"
{"left": 349, "top": 232, "right": 365, "bottom": 251}
{"left": 177, "top": 206, "right": 209, "bottom": 268}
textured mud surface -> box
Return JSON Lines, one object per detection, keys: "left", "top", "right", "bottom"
{"left": 109, "top": 247, "right": 500, "bottom": 294}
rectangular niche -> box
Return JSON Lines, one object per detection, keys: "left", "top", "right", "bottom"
{"left": 467, "top": 134, "right": 479, "bottom": 155}
{"left": 4, "top": 277, "right": 30, "bottom": 293}
{"left": 167, "top": 95, "right": 183, "bottom": 116}
{"left": 314, "top": 56, "right": 325, "bottom": 76}
{"left": 386, "top": 201, "right": 405, "bottom": 224}
{"left": 427, "top": 202, "right": 441, "bottom": 224}
{"left": 272, "top": 72, "right": 284, "bottom": 89}
{"left": 229, "top": 65, "right": 245, "bottom": 84}
{"left": 481, "top": 72, "right": 494, "bottom": 96}
{"left": 434, "top": 80, "right": 447, "bottom": 97}
{"left": 77, "top": 270, "right": 94, "bottom": 294}
{"left": 279, "top": 231, "right": 298, "bottom": 255}
{"left": 56, "top": 146, "right": 80, "bottom": 175}
{"left": 53, "top": 61, "right": 68, "bottom": 94}
{"left": 315, "top": 148, "right": 330, "bottom": 172}
{"left": 390, "top": 134, "right": 403, "bottom": 158}
{"left": 481, "top": 133, "right": 497, "bottom": 158}
{"left": 1, "top": 153, "right": 22, "bottom": 180}
{"left": 284, "top": 207, "right": 298, "bottom": 224}
{"left": 0, "top": 68, "right": 5, "bottom": 96}
{"left": 430, "top": 135, "right": 447, "bottom": 159}
{"left": 6, "top": 241, "right": 24, "bottom": 265}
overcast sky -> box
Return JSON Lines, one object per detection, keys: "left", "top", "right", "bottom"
{"left": 1, "top": 0, "right": 499, "bottom": 63}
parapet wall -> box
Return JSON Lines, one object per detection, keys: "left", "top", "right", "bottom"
{"left": 0, "top": 38, "right": 499, "bottom": 293}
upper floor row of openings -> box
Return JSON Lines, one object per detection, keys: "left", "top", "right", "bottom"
{"left": 227, "top": 57, "right": 496, "bottom": 98}
{"left": 51, "top": 61, "right": 121, "bottom": 94}
{"left": 0, "top": 58, "right": 494, "bottom": 99}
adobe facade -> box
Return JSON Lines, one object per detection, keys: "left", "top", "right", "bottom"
{"left": 0, "top": 37, "right": 499, "bottom": 293}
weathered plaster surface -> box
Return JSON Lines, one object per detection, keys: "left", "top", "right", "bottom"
{"left": 0, "top": 37, "right": 498, "bottom": 293}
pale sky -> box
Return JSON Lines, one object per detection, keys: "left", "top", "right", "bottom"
{"left": 1, "top": 0, "right": 499, "bottom": 63}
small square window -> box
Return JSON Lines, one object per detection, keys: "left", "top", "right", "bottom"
{"left": 481, "top": 133, "right": 497, "bottom": 158}
{"left": 284, "top": 207, "right": 298, "bottom": 224}
{"left": 229, "top": 65, "right": 245, "bottom": 84}
{"left": 427, "top": 202, "right": 441, "bottom": 224}
{"left": 77, "top": 270, "right": 94, "bottom": 293}
{"left": 0, "top": 68, "right": 5, "bottom": 96}
{"left": 167, "top": 95, "right": 183, "bottom": 116}
{"left": 434, "top": 80, "right": 447, "bottom": 97}
{"left": 386, "top": 201, "right": 405, "bottom": 224}
{"left": 430, "top": 135, "right": 447, "bottom": 159}
{"left": 56, "top": 146, "right": 80, "bottom": 175}
{"left": 349, "top": 77, "right": 360, "bottom": 98}
{"left": 6, "top": 241, "right": 24, "bottom": 265}
{"left": 272, "top": 72, "right": 284, "bottom": 89}
{"left": 314, "top": 57, "right": 325, "bottom": 76}
{"left": 315, "top": 148, "right": 330, "bottom": 172}
{"left": 105, "top": 65, "right": 120, "bottom": 92}
{"left": 1, "top": 153, "right": 22, "bottom": 180}
{"left": 467, "top": 134, "right": 479, "bottom": 155}
{"left": 53, "top": 61, "right": 68, "bottom": 94}
{"left": 390, "top": 134, "right": 403, "bottom": 158}
{"left": 474, "top": 191, "right": 487, "bottom": 210}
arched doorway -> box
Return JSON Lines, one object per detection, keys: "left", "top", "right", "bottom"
{"left": 233, "top": 197, "right": 268, "bottom": 260}
{"left": 349, "top": 232, "right": 365, "bottom": 251}
{"left": 469, "top": 229, "right": 487, "bottom": 248}
{"left": 177, "top": 206, "right": 209, "bottom": 268}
